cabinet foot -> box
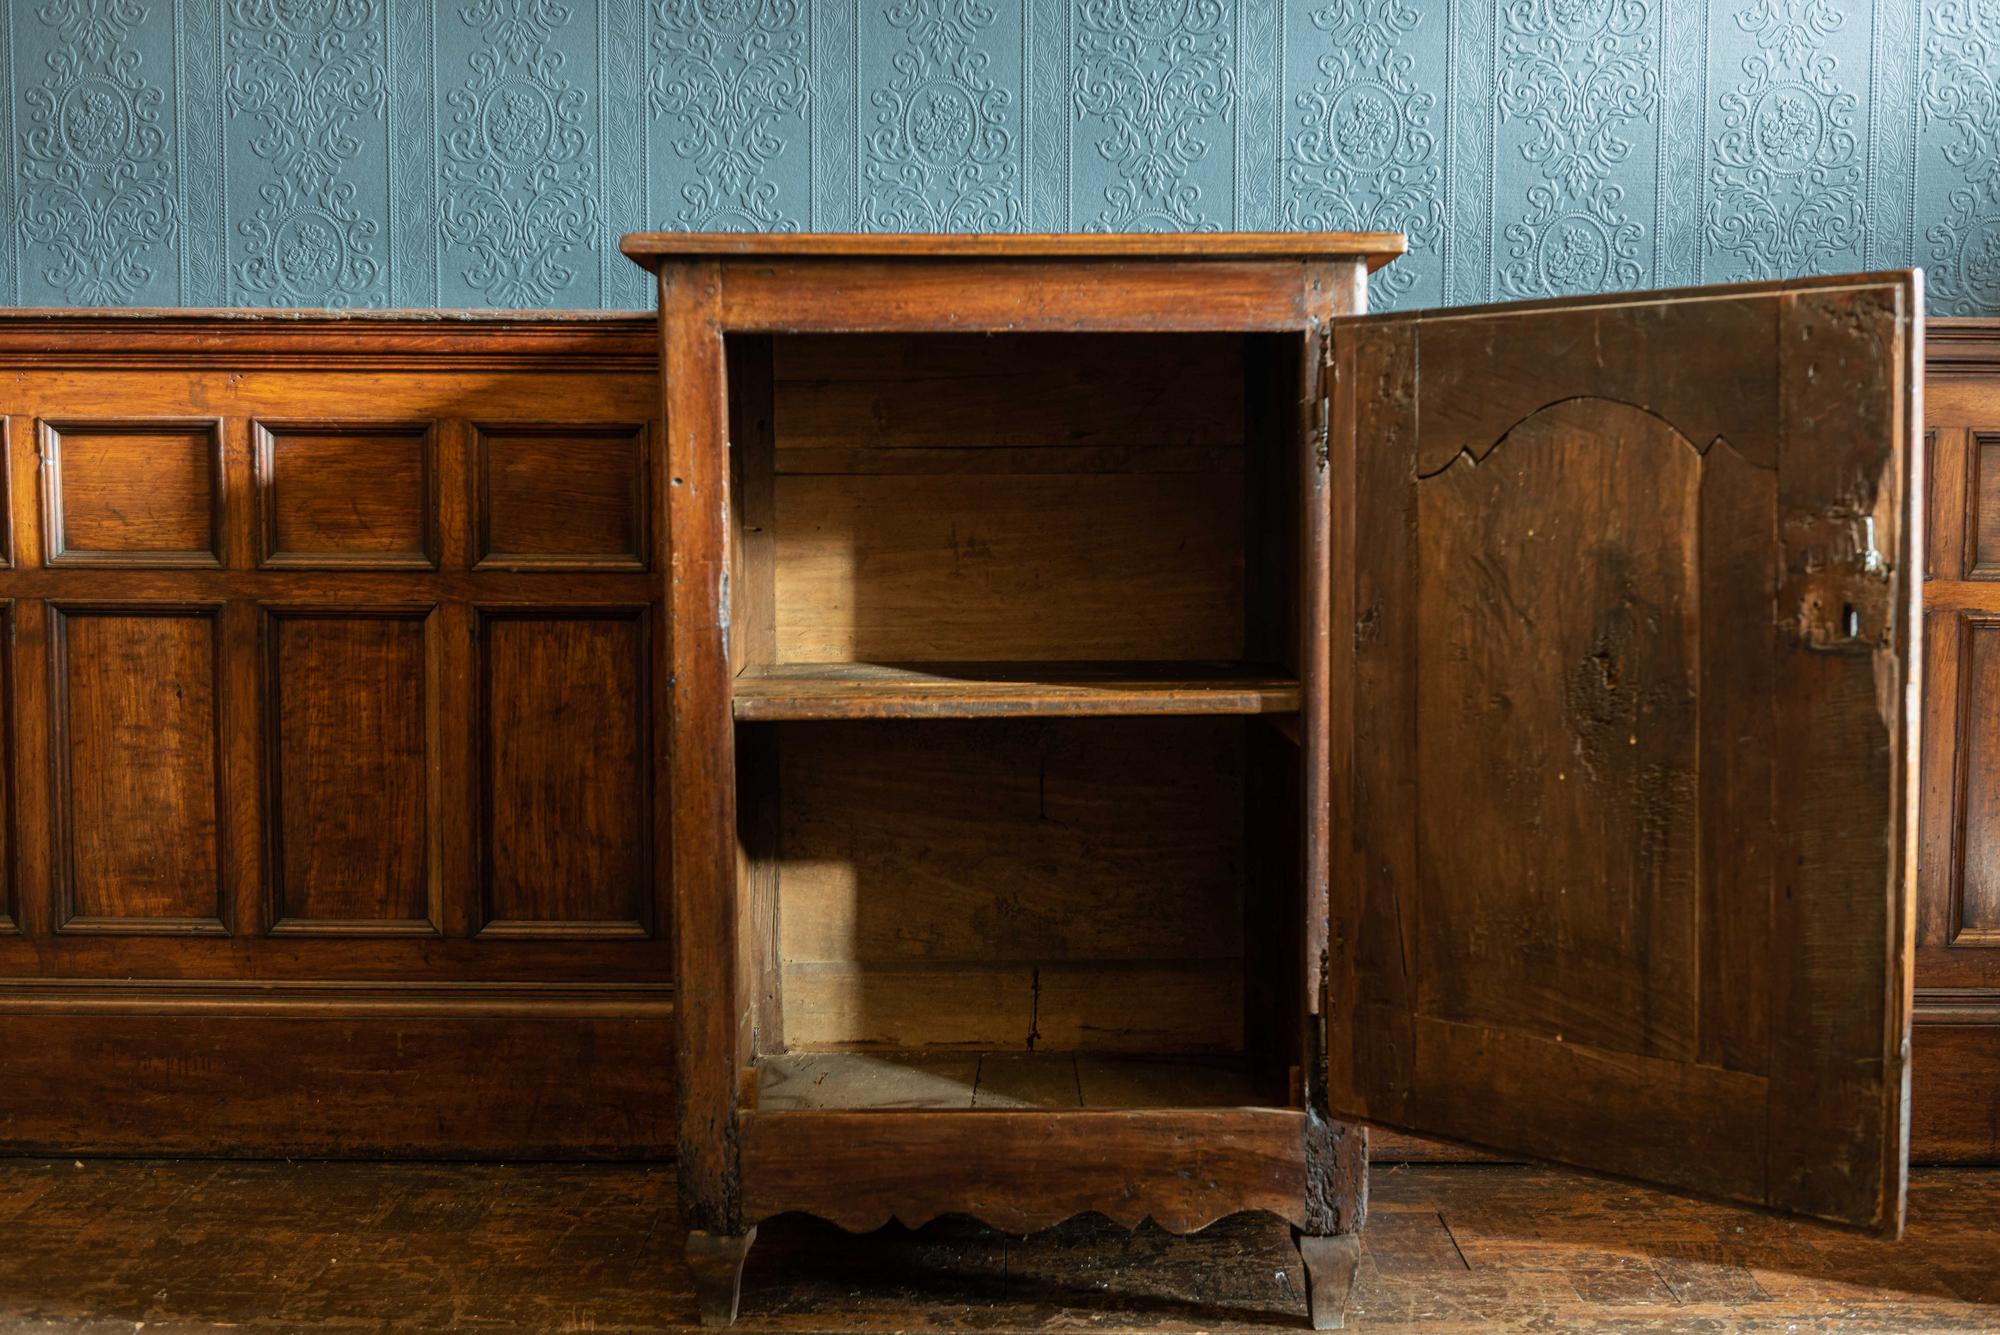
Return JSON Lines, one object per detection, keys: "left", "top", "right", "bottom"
{"left": 1293, "top": 1230, "right": 1361, "bottom": 1331}
{"left": 686, "top": 1226, "right": 758, "bottom": 1327}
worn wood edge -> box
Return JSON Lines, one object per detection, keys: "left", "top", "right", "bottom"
{"left": 620, "top": 231, "right": 1406, "bottom": 266}
{"left": 738, "top": 1107, "right": 1308, "bottom": 1234}
{"left": 1338, "top": 269, "right": 1920, "bottom": 328}
{"left": 0, "top": 309, "right": 655, "bottom": 365}
{"left": 731, "top": 665, "right": 1302, "bottom": 721}
{"left": 0, "top": 979, "right": 675, "bottom": 1019}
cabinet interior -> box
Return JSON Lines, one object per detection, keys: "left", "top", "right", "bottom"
{"left": 727, "top": 331, "right": 1304, "bottom": 1112}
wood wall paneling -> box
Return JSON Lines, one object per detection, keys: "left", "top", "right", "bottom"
{"left": 478, "top": 608, "right": 652, "bottom": 938}
{"left": 41, "top": 419, "right": 224, "bottom": 567}
{"left": 1910, "top": 320, "right": 2000, "bottom": 1164}
{"left": 0, "top": 314, "right": 673, "bottom": 1157}
{"left": 0, "top": 602, "right": 13, "bottom": 933}
{"left": 51, "top": 606, "right": 227, "bottom": 933}
{"left": 474, "top": 424, "right": 649, "bottom": 571}
{"left": 255, "top": 421, "right": 437, "bottom": 569}
{"left": 265, "top": 609, "right": 438, "bottom": 935}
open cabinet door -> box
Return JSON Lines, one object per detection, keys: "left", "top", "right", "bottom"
{"left": 1325, "top": 273, "right": 1922, "bottom": 1234}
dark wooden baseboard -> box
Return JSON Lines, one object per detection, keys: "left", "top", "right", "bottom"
{"left": 0, "top": 982, "right": 675, "bottom": 1158}
{"left": 1907, "top": 991, "right": 2000, "bottom": 1165}
{"left": 2, "top": 983, "right": 1989, "bottom": 1164}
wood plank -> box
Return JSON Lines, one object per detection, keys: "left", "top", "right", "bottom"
{"left": 1765, "top": 282, "right": 1918, "bottom": 1232}
{"left": 772, "top": 333, "right": 1244, "bottom": 453}
{"left": 781, "top": 961, "right": 1244, "bottom": 1054}
{"left": 774, "top": 444, "right": 1244, "bottom": 475}
{"left": 772, "top": 472, "right": 1244, "bottom": 663}
{"left": 734, "top": 661, "right": 1299, "bottom": 720}
{"left": 474, "top": 423, "right": 648, "bottom": 571}
{"left": 719, "top": 260, "right": 1321, "bottom": 334}
{"left": 756, "top": 1053, "right": 980, "bottom": 1111}
{"left": 1696, "top": 441, "right": 1778, "bottom": 1072}
{"left": 43, "top": 419, "right": 223, "bottom": 566}
{"left": 776, "top": 718, "right": 1245, "bottom": 966}
{"left": 739, "top": 1107, "right": 1309, "bottom": 1233}
{"left": 754, "top": 1051, "right": 1279, "bottom": 1112}
{"left": 1074, "top": 1054, "right": 1279, "bottom": 1108}
{"left": 659, "top": 260, "right": 745, "bottom": 1235}
{"left": 1329, "top": 316, "right": 1418, "bottom": 1124}
{"left": 973, "top": 1053, "right": 1082, "bottom": 1109}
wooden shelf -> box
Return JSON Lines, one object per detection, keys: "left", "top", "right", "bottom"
{"left": 755, "top": 1051, "right": 1283, "bottom": 1112}
{"left": 732, "top": 661, "right": 1301, "bottom": 721}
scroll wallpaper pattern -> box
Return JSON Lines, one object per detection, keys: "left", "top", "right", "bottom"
{"left": 1, "top": 0, "right": 1995, "bottom": 312}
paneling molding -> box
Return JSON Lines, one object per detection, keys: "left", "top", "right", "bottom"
{"left": 0, "top": 978, "right": 673, "bottom": 1019}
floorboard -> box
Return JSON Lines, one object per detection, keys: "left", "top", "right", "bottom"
{"left": 0, "top": 1161, "right": 1993, "bottom": 1331}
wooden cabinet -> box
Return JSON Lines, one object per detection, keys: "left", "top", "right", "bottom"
{"left": 623, "top": 234, "right": 1922, "bottom": 1328}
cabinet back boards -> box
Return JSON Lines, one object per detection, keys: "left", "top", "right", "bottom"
{"left": 618, "top": 233, "right": 1922, "bottom": 1328}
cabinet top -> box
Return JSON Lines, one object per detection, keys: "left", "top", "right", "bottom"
{"left": 618, "top": 231, "right": 1407, "bottom": 269}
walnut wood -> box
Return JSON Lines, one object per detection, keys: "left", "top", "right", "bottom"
{"left": 738, "top": 1108, "right": 1309, "bottom": 1234}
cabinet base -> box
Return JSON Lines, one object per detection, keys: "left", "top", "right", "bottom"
{"left": 686, "top": 1227, "right": 757, "bottom": 1328}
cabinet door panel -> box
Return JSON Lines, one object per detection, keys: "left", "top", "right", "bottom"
{"left": 1328, "top": 273, "right": 1920, "bottom": 1234}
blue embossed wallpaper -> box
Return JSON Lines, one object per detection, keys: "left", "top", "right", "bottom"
{"left": 1, "top": 0, "right": 1995, "bottom": 313}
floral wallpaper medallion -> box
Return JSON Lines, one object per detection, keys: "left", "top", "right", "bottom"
{"left": 861, "top": 0, "right": 1019, "bottom": 230}
{"left": 1708, "top": 0, "right": 1864, "bottom": 279}
{"left": 17, "top": 0, "right": 177, "bottom": 304}
{"left": 1072, "top": 0, "right": 1236, "bottom": 231}
{"left": 1494, "top": 0, "right": 1657, "bottom": 298}
{"left": 1923, "top": 0, "right": 2000, "bottom": 314}
{"left": 225, "top": 0, "right": 386, "bottom": 304}
{"left": 651, "top": 0, "right": 809, "bottom": 230}
{"left": 439, "top": 0, "right": 598, "bottom": 304}
{"left": 1286, "top": 0, "right": 1444, "bottom": 305}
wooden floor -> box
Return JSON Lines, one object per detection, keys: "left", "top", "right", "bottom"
{"left": 0, "top": 1161, "right": 1996, "bottom": 1332}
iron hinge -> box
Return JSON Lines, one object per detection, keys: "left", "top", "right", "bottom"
{"left": 1314, "top": 325, "right": 1334, "bottom": 471}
